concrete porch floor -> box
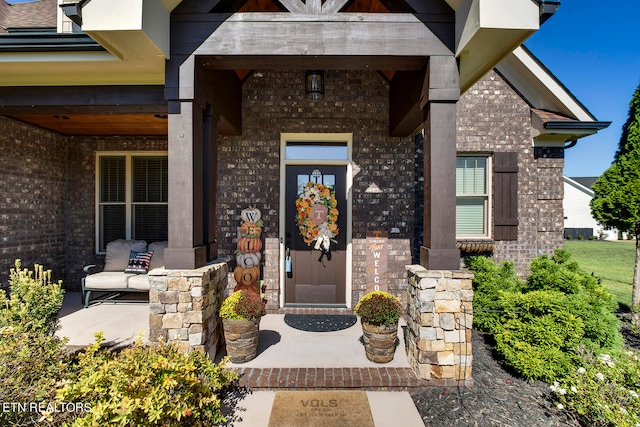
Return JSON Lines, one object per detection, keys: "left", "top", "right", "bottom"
{"left": 56, "top": 292, "right": 427, "bottom": 426}
{"left": 57, "top": 291, "right": 414, "bottom": 370}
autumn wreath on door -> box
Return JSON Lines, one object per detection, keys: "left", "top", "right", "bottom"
{"left": 295, "top": 181, "right": 339, "bottom": 262}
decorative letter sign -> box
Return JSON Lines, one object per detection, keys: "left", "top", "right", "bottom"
{"left": 366, "top": 230, "right": 388, "bottom": 293}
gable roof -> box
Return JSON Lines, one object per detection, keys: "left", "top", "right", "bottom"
{"left": 570, "top": 177, "right": 598, "bottom": 190}
{"left": 564, "top": 176, "right": 595, "bottom": 197}
{"left": 497, "top": 46, "right": 610, "bottom": 143}
{"left": 1, "top": 0, "right": 56, "bottom": 33}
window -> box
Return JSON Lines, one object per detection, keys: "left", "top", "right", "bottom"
{"left": 97, "top": 153, "right": 168, "bottom": 252}
{"left": 456, "top": 156, "right": 489, "bottom": 237}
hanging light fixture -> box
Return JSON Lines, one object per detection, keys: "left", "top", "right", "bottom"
{"left": 305, "top": 70, "right": 324, "bottom": 101}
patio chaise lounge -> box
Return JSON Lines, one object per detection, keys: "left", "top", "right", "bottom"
{"left": 81, "top": 239, "right": 167, "bottom": 308}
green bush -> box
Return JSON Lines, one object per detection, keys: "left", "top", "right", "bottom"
{"left": 56, "top": 333, "right": 238, "bottom": 427}
{"left": 466, "top": 256, "right": 523, "bottom": 332}
{"left": 493, "top": 291, "right": 584, "bottom": 382}
{"left": 551, "top": 349, "right": 640, "bottom": 427}
{"left": 0, "top": 260, "right": 64, "bottom": 334}
{"left": 0, "top": 260, "right": 71, "bottom": 427}
{"left": 468, "top": 250, "right": 623, "bottom": 383}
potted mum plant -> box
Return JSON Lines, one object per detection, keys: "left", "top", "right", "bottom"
{"left": 354, "top": 290, "right": 403, "bottom": 363}
{"left": 220, "top": 289, "right": 265, "bottom": 363}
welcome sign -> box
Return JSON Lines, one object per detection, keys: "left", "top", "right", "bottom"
{"left": 366, "top": 230, "right": 388, "bottom": 293}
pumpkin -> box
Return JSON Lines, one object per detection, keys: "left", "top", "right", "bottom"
{"left": 238, "top": 237, "right": 262, "bottom": 253}
{"left": 240, "top": 221, "right": 263, "bottom": 238}
{"left": 233, "top": 266, "right": 260, "bottom": 287}
{"left": 233, "top": 283, "right": 260, "bottom": 295}
{"left": 237, "top": 252, "right": 261, "bottom": 268}
{"left": 240, "top": 207, "right": 262, "bottom": 223}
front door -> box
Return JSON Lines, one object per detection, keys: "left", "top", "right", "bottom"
{"left": 285, "top": 165, "right": 347, "bottom": 304}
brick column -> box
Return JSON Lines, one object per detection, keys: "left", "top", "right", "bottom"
{"left": 405, "top": 265, "right": 474, "bottom": 386}
{"left": 148, "top": 262, "right": 228, "bottom": 359}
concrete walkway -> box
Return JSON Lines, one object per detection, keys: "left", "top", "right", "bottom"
{"left": 56, "top": 292, "right": 426, "bottom": 426}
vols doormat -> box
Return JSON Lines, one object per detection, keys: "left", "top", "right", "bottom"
{"left": 268, "top": 390, "right": 375, "bottom": 427}
{"left": 284, "top": 314, "right": 357, "bottom": 332}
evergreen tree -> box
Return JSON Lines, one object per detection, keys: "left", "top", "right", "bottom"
{"left": 591, "top": 82, "right": 640, "bottom": 323}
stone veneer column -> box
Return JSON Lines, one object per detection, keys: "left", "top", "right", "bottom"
{"left": 148, "top": 262, "right": 228, "bottom": 359}
{"left": 405, "top": 265, "right": 474, "bottom": 386}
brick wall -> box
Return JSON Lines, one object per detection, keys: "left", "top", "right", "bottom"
{"left": 456, "top": 70, "right": 564, "bottom": 274}
{"left": 217, "top": 70, "right": 414, "bottom": 307}
{"left": 0, "top": 116, "right": 167, "bottom": 290}
{"left": 0, "top": 117, "right": 66, "bottom": 285}
{"left": 65, "top": 136, "right": 167, "bottom": 289}
{"left": 0, "top": 68, "right": 565, "bottom": 294}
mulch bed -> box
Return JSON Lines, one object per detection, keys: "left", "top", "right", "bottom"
{"left": 411, "top": 331, "right": 580, "bottom": 427}
{"left": 412, "top": 317, "right": 640, "bottom": 427}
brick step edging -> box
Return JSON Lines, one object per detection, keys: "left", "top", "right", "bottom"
{"left": 229, "top": 367, "right": 471, "bottom": 390}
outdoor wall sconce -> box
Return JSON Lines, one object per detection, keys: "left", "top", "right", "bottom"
{"left": 305, "top": 70, "right": 324, "bottom": 101}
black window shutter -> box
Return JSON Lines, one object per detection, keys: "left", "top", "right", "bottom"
{"left": 493, "top": 152, "right": 518, "bottom": 241}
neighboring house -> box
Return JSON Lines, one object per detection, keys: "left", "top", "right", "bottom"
{"left": 563, "top": 176, "right": 618, "bottom": 240}
{"left": 0, "top": 0, "right": 610, "bottom": 310}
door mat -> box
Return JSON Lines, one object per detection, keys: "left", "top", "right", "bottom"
{"left": 284, "top": 314, "right": 357, "bottom": 332}
{"left": 268, "top": 390, "right": 374, "bottom": 427}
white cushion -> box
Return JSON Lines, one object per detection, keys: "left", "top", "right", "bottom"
{"left": 103, "top": 239, "right": 147, "bottom": 272}
{"left": 148, "top": 241, "right": 168, "bottom": 270}
{"left": 84, "top": 271, "right": 134, "bottom": 290}
{"left": 128, "top": 274, "right": 151, "bottom": 290}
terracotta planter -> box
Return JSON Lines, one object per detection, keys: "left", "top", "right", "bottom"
{"left": 361, "top": 320, "right": 398, "bottom": 363}
{"left": 222, "top": 318, "right": 260, "bottom": 363}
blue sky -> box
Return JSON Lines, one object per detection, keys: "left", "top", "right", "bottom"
{"left": 525, "top": 0, "right": 640, "bottom": 178}
{"left": 8, "top": 0, "right": 638, "bottom": 178}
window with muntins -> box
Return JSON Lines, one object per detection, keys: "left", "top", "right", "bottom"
{"left": 456, "top": 156, "right": 489, "bottom": 237}
{"left": 97, "top": 154, "right": 168, "bottom": 252}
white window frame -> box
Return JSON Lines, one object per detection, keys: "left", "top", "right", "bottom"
{"left": 95, "top": 151, "right": 168, "bottom": 254}
{"left": 456, "top": 154, "right": 492, "bottom": 239}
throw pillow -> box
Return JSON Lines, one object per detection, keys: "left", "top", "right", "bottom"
{"left": 124, "top": 250, "right": 154, "bottom": 274}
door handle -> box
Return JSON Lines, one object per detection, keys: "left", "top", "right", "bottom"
{"left": 285, "top": 246, "right": 293, "bottom": 278}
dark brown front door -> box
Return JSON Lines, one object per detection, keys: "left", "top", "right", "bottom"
{"left": 285, "top": 165, "right": 347, "bottom": 304}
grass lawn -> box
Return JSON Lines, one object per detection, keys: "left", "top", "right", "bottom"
{"left": 564, "top": 240, "right": 635, "bottom": 310}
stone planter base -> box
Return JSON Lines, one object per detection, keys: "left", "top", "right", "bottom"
{"left": 223, "top": 318, "right": 260, "bottom": 363}
{"left": 361, "top": 320, "right": 398, "bottom": 363}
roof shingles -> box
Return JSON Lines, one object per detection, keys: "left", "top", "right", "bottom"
{"left": 1, "top": 0, "right": 56, "bottom": 32}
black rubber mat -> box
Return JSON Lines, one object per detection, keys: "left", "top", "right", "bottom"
{"left": 283, "top": 314, "right": 358, "bottom": 332}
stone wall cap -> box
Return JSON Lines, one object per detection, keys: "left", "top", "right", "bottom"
{"left": 150, "top": 261, "right": 228, "bottom": 278}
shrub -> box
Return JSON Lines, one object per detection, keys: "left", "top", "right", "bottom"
{"left": 354, "top": 291, "right": 402, "bottom": 326}
{"left": 493, "top": 291, "right": 584, "bottom": 382}
{"left": 468, "top": 250, "right": 623, "bottom": 383}
{"left": 551, "top": 349, "right": 640, "bottom": 427}
{"left": 0, "top": 260, "right": 71, "bottom": 427}
{"left": 466, "top": 256, "right": 523, "bottom": 332}
{"left": 220, "top": 289, "right": 265, "bottom": 320}
{"left": 578, "top": 235, "right": 585, "bottom": 240}
{"left": 0, "top": 260, "right": 64, "bottom": 335}
{"left": 566, "top": 234, "right": 573, "bottom": 240}
{"left": 55, "top": 333, "right": 238, "bottom": 427}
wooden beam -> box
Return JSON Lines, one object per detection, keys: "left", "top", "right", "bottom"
{"left": 0, "top": 85, "right": 166, "bottom": 109}
{"left": 277, "top": 0, "right": 306, "bottom": 13}
{"left": 173, "top": 0, "right": 225, "bottom": 14}
{"left": 198, "top": 55, "right": 426, "bottom": 71}
{"left": 197, "top": 68, "right": 242, "bottom": 135}
{"left": 389, "top": 69, "right": 425, "bottom": 137}
{"left": 322, "top": 0, "right": 350, "bottom": 13}
{"left": 306, "top": 0, "right": 321, "bottom": 13}
{"left": 193, "top": 13, "right": 453, "bottom": 57}
{"left": 420, "top": 55, "right": 460, "bottom": 270}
